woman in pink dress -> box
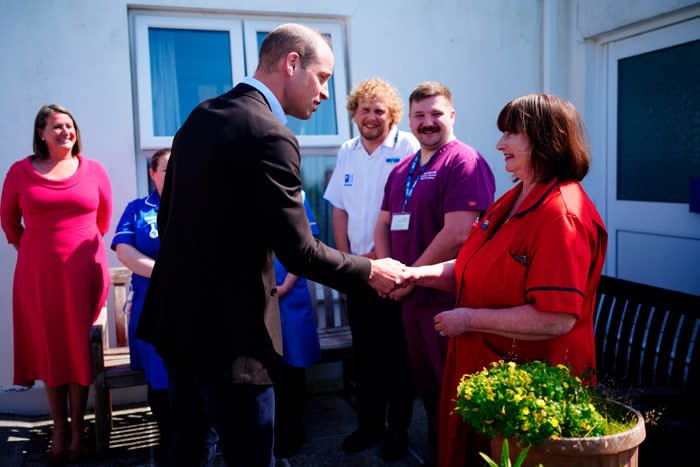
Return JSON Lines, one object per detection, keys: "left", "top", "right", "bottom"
{"left": 1, "top": 104, "right": 112, "bottom": 464}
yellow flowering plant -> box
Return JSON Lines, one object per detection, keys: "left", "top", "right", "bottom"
{"left": 454, "top": 360, "right": 607, "bottom": 446}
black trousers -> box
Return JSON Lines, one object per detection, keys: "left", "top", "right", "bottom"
{"left": 166, "top": 366, "right": 275, "bottom": 467}
{"left": 273, "top": 363, "right": 307, "bottom": 456}
{"left": 147, "top": 386, "right": 170, "bottom": 456}
{"left": 346, "top": 284, "right": 415, "bottom": 435}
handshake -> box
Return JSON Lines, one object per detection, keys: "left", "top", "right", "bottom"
{"left": 367, "top": 257, "right": 419, "bottom": 297}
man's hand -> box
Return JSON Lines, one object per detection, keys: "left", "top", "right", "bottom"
{"left": 367, "top": 257, "right": 409, "bottom": 296}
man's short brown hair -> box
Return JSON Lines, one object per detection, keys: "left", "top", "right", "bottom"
{"left": 409, "top": 81, "right": 452, "bottom": 107}
{"left": 257, "top": 23, "right": 330, "bottom": 72}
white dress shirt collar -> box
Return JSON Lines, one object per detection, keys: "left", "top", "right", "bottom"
{"left": 241, "top": 76, "right": 288, "bottom": 125}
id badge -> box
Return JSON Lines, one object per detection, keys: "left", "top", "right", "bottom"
{"left": 391, "top": 213, "right": 410, "bottom": 231}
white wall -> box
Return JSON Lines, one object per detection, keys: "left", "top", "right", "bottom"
{"left": 0, "top": 0, "right": 139, "bottom": 411}
{"left": 1, "top": 0, "right": 696, "bottom": 413}
{"left": 576, "top": 0, "right": 700, "bottom": 38}
{"left": 345, "top": 0, "right": 544, "bottom": 200}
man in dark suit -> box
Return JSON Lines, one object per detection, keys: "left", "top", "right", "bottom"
{"left": 137, "top": 23, "right": 409, "bottom": 467}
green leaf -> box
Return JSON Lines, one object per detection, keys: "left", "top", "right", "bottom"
{"left": 500, "top": 439, "right": 511, "bottom": 467}
{"left": 478, "top": 452, "right": 499, "bottom": 467}
{"left": 513, "top": 445, "right": 530, "bottom": 467}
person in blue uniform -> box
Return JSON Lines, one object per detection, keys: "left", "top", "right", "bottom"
{"left": 111, "top": 148, "right": 171, "bottom": 461}
{"left": 273, "top": 190, "right": 322, "bottom": 458}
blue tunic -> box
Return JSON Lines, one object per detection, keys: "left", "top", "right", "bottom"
{"left": 274, "top": 193, "right": 322, "bottom": 368}
{"left": 111, "top": 191, "right": 168, "bottom": 389}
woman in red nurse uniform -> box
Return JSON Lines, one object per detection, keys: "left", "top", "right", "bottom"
{"left": 408, "top": 93, "right": 608, "bottom": 466}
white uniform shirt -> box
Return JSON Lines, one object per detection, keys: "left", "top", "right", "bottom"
{"left": 324, "top": 126, "right": 419, "bottom": 255}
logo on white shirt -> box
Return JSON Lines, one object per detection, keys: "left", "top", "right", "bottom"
{"left": 344, "top": 173, "right": 354, "bottom": 186}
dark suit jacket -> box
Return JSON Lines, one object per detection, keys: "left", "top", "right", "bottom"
{"left": 137, "top": 83, "right": 370, "bottom": 380}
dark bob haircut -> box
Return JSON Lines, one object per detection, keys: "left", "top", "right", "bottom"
{"left": 497, "top": 93, "right": 590, "bottom": 183}
{"left": 33, "top": 104, "right": 81, "bottom": 160}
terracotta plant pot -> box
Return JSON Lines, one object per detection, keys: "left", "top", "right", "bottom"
{"left": 490, "top": 401, "right": 646, "bottom": 467}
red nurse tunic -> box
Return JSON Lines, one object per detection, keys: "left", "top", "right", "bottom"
{"left": 438, "top": 180, "right": 607, "bottom": 467}
{"left": 1, "top": 154, "right": 112, "bottom": 387}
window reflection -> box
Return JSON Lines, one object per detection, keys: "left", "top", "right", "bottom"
{"left": 300, "top": 155, "right": 338, "bottom": 246}
{"left": 617, "top": 38, "right": 700, "bottom": 203}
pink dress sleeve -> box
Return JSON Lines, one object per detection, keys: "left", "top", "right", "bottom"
{"left": 1, "top": 161, "right": 24, "bottom": 245}
{"left": 91, "top": 160, "right": 113, "bottom": 235}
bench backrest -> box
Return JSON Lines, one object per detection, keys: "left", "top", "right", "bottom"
{"left": 108, "top": 268, "right": 698, "bottom": 393}
{"left": 306, "top": 280, "right": 353, "bottom": 357}
{"left": 108, "top": 267, "right": 132, "bottom": 348}
{"left": 106, "top": 269, "right": 351, "bottom": 353}
{"left": 594, "top": 275, "right": 700, "bottom": 391}
{"left": 307, "top": 280, "right": 349, "bottom": 330}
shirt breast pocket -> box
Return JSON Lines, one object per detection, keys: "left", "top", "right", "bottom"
{"left": 485, "top": 248, "right": 530, "bottom": 306}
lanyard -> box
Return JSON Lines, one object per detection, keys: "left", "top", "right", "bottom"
{"left": 402, "top": 150, "right": 432, "bottom": 211}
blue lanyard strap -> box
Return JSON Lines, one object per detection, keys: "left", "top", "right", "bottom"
{"left": 403, "top": 150, "right": 429, "bottom": 211}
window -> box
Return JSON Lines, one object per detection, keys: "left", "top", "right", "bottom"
{"left": 300, "top": 154, "right": 340, "bottom": 248}
{"left": 132, "top": 14, "right": 350, "bottom": 149}
{"left": 132, "top": 15, "right": 245, "bottom": 149}
{"left": 244, "top": 20, "right": 350, "bottom": 147}
{"left": 617, "top": 38, "right": 700, "bottom": 203}
{"left": 131, "top": 13, "right": 351, "bottom": 244}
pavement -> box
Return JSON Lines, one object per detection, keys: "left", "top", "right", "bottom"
{"left": 1, "top": 385, "right": 691, "bottom": 466}
{"left": 0, "top": 391, "right": 429, "bottom": 467}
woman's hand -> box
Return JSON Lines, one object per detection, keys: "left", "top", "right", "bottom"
{"left": 388, "top": 283, "right": 415, "bottom": 301}
{"left": 433, "top": 304, "right": 577, "bottom": 340}
{"left": 434, "top": 308, "right": 470, "bottom": 336}
{"left": 277, "top": 273, "right": 299, "bottom": 298}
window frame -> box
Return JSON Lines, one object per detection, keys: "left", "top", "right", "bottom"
{"left": 603, "top": 16, "right": 700, "bottom": 285}
{"left": 132, "top": 14, "right": 350, "bottom": 150}
{"left": 243, "top": 19, "right": 351, "bottom": 147}
{"left": 132, "top": 14, "right": 246, "bottom": 149}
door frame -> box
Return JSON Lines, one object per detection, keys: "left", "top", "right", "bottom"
{"left": 604, "top": 16, "right": 700, "bottom": 279}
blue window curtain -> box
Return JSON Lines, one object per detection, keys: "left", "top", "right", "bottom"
{"left": 149, "top": 28, "right": 232, "bottom": 136}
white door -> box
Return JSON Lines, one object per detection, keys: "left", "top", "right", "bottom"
{"left": 606, "top": 17, "right": 700, "bottom": 295}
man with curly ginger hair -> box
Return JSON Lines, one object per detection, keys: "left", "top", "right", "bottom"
{"left": 324, "top": 77, "right": 419, "bottom": 460}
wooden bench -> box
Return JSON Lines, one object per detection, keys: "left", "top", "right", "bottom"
{"left": 89, "top": 267, "right": 145, "bottom": 457}
{"left": 594, "top": 275, "right": 699, "bottom": 398}
{"left": 306, "top": 280, "right": 353, "bottom": 393}
{"left": 593, "top": 275, "right": 700, "bottom": 465}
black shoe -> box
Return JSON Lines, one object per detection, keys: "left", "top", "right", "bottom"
{"left": 382, "top": 430, "right": 408, "bottom": 461}
{"left": 341, "top": 429, "right": 384, "bottom": 453}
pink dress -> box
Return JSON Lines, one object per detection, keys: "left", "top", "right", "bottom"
{"left": 1, "top": 154, "right": 112, "bottom": 387}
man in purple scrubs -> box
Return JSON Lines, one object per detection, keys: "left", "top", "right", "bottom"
{"left": 374, "top": 81, "right": 495, "bottom": 466}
